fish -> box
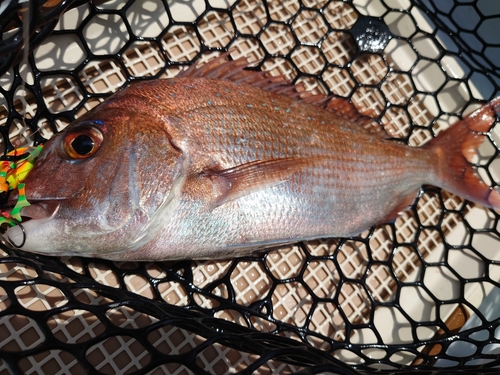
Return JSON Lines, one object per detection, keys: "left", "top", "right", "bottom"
{"left": 3, "top": 54, "right": 500, "bottom": 261}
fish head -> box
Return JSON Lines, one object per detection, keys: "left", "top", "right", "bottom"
{"left": 5, "top": 96, "right": 185, "bottom": 257}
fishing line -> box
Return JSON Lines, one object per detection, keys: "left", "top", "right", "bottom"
{"left": 14, "top": 0, "right": 33, "bottom": 148}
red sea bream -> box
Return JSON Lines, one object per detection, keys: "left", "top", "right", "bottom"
{"left": 5, "top": 55, "right": 500, "bottom": 260}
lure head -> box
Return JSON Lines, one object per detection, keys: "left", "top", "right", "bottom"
{"left": 5, "top": 94, "right": 184, "bottom": 257}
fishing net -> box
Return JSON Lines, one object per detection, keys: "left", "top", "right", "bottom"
{"left": 0, "top": 0, "right": 500, "bottom": 374}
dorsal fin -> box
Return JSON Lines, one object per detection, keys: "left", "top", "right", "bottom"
{"left": 178, "top": 52, "right": 307, "bottom": 101}
{"left": 178, "top": 52, "right": 379, "bottom": 129}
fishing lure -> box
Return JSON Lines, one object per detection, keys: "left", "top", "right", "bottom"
{"left": 0, "top": 145, "right": 43, "bottom": 226}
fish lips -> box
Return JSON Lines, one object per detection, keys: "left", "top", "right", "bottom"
{"left": 5, "top": 200, "right": 60, "bottom": 249}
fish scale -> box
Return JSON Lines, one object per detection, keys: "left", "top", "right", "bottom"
{"left": 3, "top": 55, "right": 500, "bottom": 260}
{"left": 137, "top": 80, "right": 432, "bottom": 258}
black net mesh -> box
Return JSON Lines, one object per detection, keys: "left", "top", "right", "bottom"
{"left": 1, "top": 0, "right": 500, "bottom": 374}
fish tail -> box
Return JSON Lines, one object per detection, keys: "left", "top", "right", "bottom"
{"left": 425, "top": 97, "right": 500, "bottom": 209}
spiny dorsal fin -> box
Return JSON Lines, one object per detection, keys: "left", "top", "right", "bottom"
{"left": 179, "top": 52, "right": 309, "bottom": 102}
{"left": 178, "top": 52, "right": 380, "bottom": 131}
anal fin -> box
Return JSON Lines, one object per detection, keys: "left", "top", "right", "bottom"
{"left": 378, "top": 191, "right": 418, "bottom": 225}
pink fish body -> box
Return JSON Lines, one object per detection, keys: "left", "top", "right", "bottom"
{"left": 5, "top": 56, "right": 500, "bottom": 260}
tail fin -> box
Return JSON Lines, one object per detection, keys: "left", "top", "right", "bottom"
{"left": 424, "top": 97, "right": 500, "bottom": 209}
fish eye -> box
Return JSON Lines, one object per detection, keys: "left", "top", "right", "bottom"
{"left": 63, "top": 127, "right": 103, "bottom": 159}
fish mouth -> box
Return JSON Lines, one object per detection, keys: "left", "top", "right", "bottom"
{"left": 3, "top": 189, "right": 61, "bottom": 222}
{"left": 18, "top": 200, "right": 61, "bottom": 221}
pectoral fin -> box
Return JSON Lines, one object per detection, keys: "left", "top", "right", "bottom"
{"left": 204, "top": 157, "right": 315, "bottom": 208}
